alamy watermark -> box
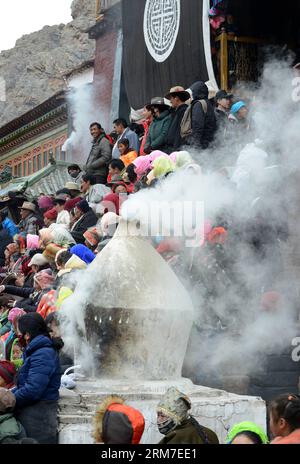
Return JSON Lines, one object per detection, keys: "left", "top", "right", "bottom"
{"left": 291, "top": 337, "right": 300, "bottom": 362}
{"left": 104, "top": 200, "right": 205, "bottom": 248}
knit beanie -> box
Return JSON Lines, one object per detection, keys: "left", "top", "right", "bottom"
{"left": 44, "top": 207, "right": 58, "bottom": 221}
{"left": 38, "top": 196, "right": 54, "bottom": 211}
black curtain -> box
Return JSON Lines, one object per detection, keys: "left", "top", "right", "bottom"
{"left": 122, "top": 0, "right": 209, "bottom": 109}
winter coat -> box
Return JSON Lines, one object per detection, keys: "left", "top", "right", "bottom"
{"left": 0, "top": 229, "right": 12, "bottom": 266}
{"left": 186, "top": 82, "right": 216, "bottom": 149}
{"left": 120, "top": 150, "right": 138, "bottom": 167}
{"left": 0, "top": 310, "right": 11, "bottom": 337}
{"left": 271, "top": 429, "right": 300, "bottom": 444}
{"left": 84, "top": 184, "right": 111, "bottom": 205}
{"left": 0, "top": 413, "right": 23, "bottom": 443}
{"left": 70, "top": 209, "right": 98, "bottom": 244}
{"left": 56, "top": 210, "right": 70, "bottom": 229}
{"left": 158, "top": 418, "right": 219, "bottom": 445}
{"left": 3, "top": 285, "right": 52, "bottom": 314}
{"left": 112, "top": 128, "right": 140, "bottom": 159}
{"left": 13, "top": 335, "right": 61, "bottom": 408}
{"left": 144, "top": 110, "right": 172, "bottom": 152}
{"left": 18, "top": 213, "right": 39, "bottom": 236}
{"left": 165, "top": 104, "right": 188, "bottom": 153}
{"left": 140, "top": 118, "right": 152, "bottom": 156}
{"left": 2, "top": 217, "right": 19, "bottom": 238}
{"left": 86, "top": 134, "right": 112, "bottom": 178}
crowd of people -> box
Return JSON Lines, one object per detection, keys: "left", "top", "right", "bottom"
{"left": 0, "top": 75, "right": 298, "bottom": 445}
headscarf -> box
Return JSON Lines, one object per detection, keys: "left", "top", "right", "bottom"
{"left": 34, "top": 269, "right": 55, "bottom": 289}
{"left": 39, "top": 228, "right": 53, "bottom": 246}
{"left": 133, "top": 156, "right": 152, "bottom": 177}
{"left": 157, "top": 387, "right": 191, "bottom": 426}
{"left": 44, "top": 208, "right": 58, "bottom": 221}
{"left": 38, "top": 196, "right": 54, "bottom": 212}
{"left": 148, "top": 150, "right": 169, "bottom": 165}
{"left": 102, "top": 193, "right": 120, "bottom": 216}
{"left": 8, "top": 307, "right": 26, "bottom": 323}
{"left": 43, "top": 243, "right": 65, "bottom": 262}
{"left": 26, "top": 234, "right": 39, "bottom": 250}
{"left": 100, "top": 212, "right": 120, "bottom": 237}
{"left": 170, "top": 151, "right": 193, "bottom": 169}
{"left": 83, "top": 228, "right": 100, "bottom": 247}
{"left": 152, "top": 157, "right": 175, "bottom": 178}
{"left": 226, "top": 422, "right": 269, "bottom": 444}
{"left": 70, "top": 244, "right": 96, "bottom": 265}
{"left": 6, "top": 243, "right": 18, "bottom": 256}
{"left": 52, "top": 227, "right": 75, "bottom": 247}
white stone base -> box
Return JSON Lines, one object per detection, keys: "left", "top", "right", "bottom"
{"left": 58, "top": 377, "right": 266, "bottom": 444}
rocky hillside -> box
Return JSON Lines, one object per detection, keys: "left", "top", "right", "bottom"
{"left": 0, "top": 0, "right": 96, "bottom": 127}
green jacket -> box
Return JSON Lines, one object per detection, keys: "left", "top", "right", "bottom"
{"left": 145, "top": 110, "right": 172, "bottom": 151}
{"left": 0, "top": 413, "right": 23, "bottom": 443}
{"left": 0, "top": 310, "right": 11, "bottom": 337}
{"left": 159, "top": 418, "right": 219, "bottom": 445}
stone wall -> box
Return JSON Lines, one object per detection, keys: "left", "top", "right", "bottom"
{"left": 0, "top": 0, "right": 96, "bottom": 127}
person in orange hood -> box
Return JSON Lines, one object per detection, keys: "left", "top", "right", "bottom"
{"left": 93, "top": 395, "right": 145, "bottom": 444}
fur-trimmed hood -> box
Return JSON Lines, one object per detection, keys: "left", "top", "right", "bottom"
{"left": 92, "top": 395, "right": 145, "bottom": 444}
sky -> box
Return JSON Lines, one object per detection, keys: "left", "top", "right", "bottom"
{"left": 0, "top": 0, "right": 73, "bottom": 52}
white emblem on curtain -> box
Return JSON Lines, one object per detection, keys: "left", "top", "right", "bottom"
{"left": 143, "top": 0, "right": 181, "bottom": 63}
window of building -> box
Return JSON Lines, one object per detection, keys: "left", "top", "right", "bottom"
{"left": 55, "top": 145, "right": 60, "bottom": 161}
{"left": 23, "top": 160, "right": 27, "bottom": 177}
{"left": 43, "top": 151, "right": 48, "bottom": 167}
{"left": 37, "top": 153, "right": 42, "bottom": 171}
{"left": 28, "top": 159, "right": 32, "bottom": 175}
{"left": 33, "top": 156, "right": 37, "bottom": 173}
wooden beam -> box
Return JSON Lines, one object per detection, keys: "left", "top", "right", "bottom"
{"left": 220, "top": 31, "right": 228, "bottom": 91}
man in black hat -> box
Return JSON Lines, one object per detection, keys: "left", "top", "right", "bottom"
{"left": 164, "top": 86, "right": 191, "bottom": 154}
{"left": 215, "top": 90, "right": 233, "bottom": 127}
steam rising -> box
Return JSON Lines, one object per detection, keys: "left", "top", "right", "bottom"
{"left": 59, "top": 57, "right": 300, "bottom": 386}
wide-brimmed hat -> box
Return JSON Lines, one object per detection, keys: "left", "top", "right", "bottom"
{"left": 165, "top": 86, "right": 190, "bottom": 102}
{"left": 147, "top": 97, "right": 171, "bottom": 110}
{"left": 65, "top": 182, "right": 80, "bottom": 191}
{"left": 18, "top": 201, "right": 36, "bottom": 213}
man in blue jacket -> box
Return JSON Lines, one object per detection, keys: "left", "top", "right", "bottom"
{"left": 0, "top": 210, "right": 19, "bottom": 238}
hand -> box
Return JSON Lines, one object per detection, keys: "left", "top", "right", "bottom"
{"left": 143, "top": 146, "right": 152, "bottom": 154}
{"left": 0, "top": 285, "right": 5, "bottom": 293}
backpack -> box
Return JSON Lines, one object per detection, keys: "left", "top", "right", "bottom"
{"left": 180, "top": 100, "right": 208, "bottom": 139}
